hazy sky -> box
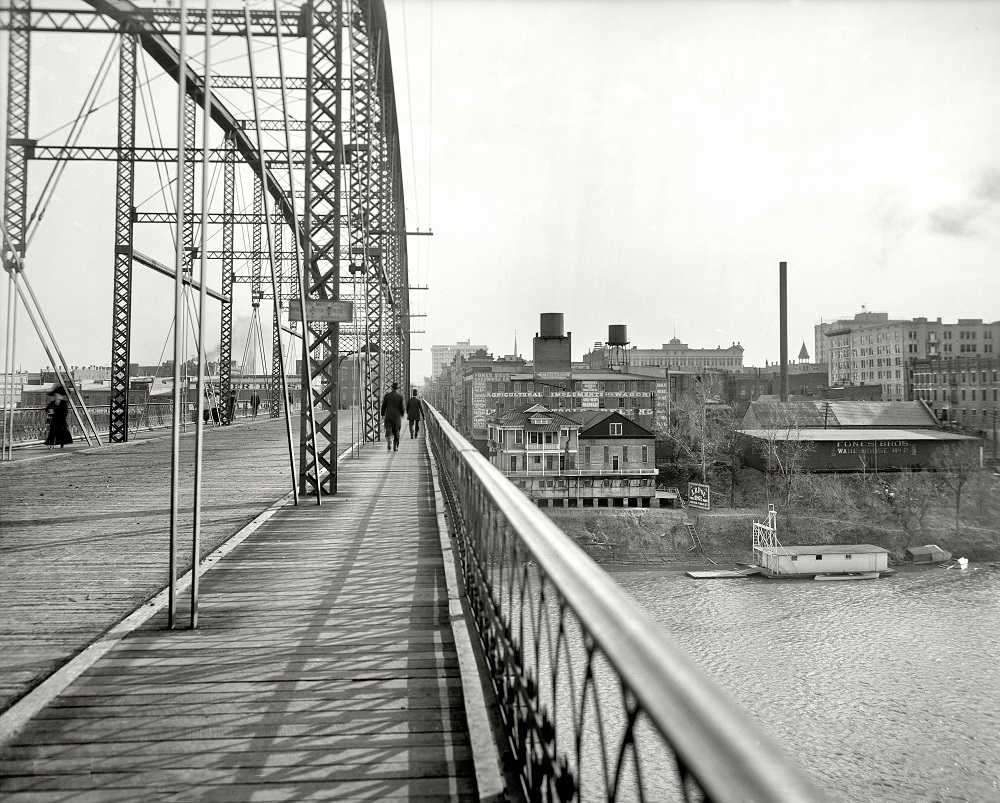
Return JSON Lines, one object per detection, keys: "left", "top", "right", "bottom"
{"left": 3, "top": 0, "right": 999, "bottom": 381}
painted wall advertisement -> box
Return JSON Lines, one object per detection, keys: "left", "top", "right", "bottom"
{"left": 687, "top": 482, "right": 711, "bottom": 510}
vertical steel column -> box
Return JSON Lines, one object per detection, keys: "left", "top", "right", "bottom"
{"left": 303, "top": 0, "right": 344, "bottom": 494}
{"left": 351, "top": 5, "right": 382, "bottom": 442}
{"left": 109, "top": 33, "right": 137, "bottom": 443}
{"left": 2, "top": 0, "right": 30, "bottom": 462}
{"left": 219, "top": 133, "right": 235, "bottom": 422}
{"left": 270, "top": 221, "right": 282, "bottom": 417}
{"left": 252, "top": 174, "right": 263, "bottom": 299}
{"left": 3, "top": 0, "right": 30, "bottom": 292}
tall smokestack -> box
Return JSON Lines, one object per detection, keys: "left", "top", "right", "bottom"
{"left": 779, "top": 261, "right": 788, "bottom": 402}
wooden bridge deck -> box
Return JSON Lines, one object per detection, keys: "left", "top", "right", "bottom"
{"left": 0, "top": 426, "right": 483, "bottom": 801}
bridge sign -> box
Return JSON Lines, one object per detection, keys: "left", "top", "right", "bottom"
{"left": 286, "top": 299, "right": 353, "bottom": 323}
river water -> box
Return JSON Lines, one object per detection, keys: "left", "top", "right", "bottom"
{"left": 608, "top": 566, "right": 1000, "bottom": 803}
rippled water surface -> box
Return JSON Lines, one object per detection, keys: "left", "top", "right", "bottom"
{"left": 609, "top": 566, "right": 1000, "bottom": 803}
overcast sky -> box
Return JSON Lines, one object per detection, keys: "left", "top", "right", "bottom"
{"left": 3, "top": 0, "right": 999, "bottom": 382}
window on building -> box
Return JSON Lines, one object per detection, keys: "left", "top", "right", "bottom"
{"left": 642, "top": 446, "right": 648, "bottom": 462}
{"left": 515, "top": 430, "right": 523, "bottom": 444}
{"left": 585, "top": 446, "right": 591, "bottom": 463}
{"left": 509, "top": 456, "right": 517, "bottom": 473}
{"left": 532, "top": 455, "right": 541, "bottom": 466}
{"left": 815, "top": 555, "right": 823, "bottom": 561}
{"left": 603, "top": 446, "right": 609, "bottom": 464}
{"left": 610, "top": 423, "right": 623, "bottom": 436}
{"left": 544, "top": 433, "right": 553, "bottom": 444}
{"left": 623, "top": 446, "right": 629, "bottom": 462}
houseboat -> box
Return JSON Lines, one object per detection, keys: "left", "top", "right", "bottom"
{"left": 752, "top": 505, "right": 891, "bottom": 580}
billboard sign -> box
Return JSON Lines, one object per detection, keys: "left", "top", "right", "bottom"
{"left": 687, "top": 482, "right": 711, "bottom": 511}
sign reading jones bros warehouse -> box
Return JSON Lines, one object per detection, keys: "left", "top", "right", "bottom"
{"left": 834, "top": 440, "right": 915, "bottom": 456}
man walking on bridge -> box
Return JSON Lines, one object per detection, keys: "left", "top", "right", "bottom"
{"left": 406, "top": 389, "right": 422, "bottom": 439}
{"left": 380, "top": 382, "right": 405, "bottom": 451}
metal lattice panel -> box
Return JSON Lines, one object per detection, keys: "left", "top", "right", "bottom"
{"left": 302, "top": 0, "right": 345, "bottom": 494}
{"left": 219, "top": 135, "right": 236, "bottom": 423}
{"left": 270, "top": 223, "right": 282, "bottom": 418}
{"left": 2, "top": 0, "right": 30, "bottom": 274}
{"left": 109, "top": 34, "right": 137, "bottom": 442}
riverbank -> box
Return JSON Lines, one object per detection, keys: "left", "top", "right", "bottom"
{"left": 546, "top": 503, "right": 1000, "bottom": 565}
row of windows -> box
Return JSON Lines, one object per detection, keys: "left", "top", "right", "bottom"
{"left": 634, "top": 357, "right": 741, "bottom": 368}
{"left": 913, "top": 370, "right": 999, "bottom": 385}
{"left": 915, "top": 389, "right": 999, "bottom": 402}
{"left": 516, "top": 478, "right": 655, "bottom": 489}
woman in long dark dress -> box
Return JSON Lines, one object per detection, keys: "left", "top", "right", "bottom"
{"left": 45, "top": 387, "right": 73, "bottom": 448}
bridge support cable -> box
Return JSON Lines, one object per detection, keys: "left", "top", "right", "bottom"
{"left": 219, "top": 134, "right": 236, "bottom": 423}
{"left": 189, "top": 0, "right": 217, "bottom": 630}
{"left": 245, "top": 3, "right": 299, "bottom": 505}
{"left": 0, "top": 220, "right": 102, "bottom": 448}
{"left": 2, "top": 269, "right": 18, "bottom": 461}
{"left": 302, "top": 0, "right": 347, "bottom": 495}
{"left": 110, "top": 34, "right": 138, "bottom": 443}
{"left": 168, "top": 0, "right": 191, "bottom": 630}
{"left": 271, "top": 0, "right": 322, "bottom": 497}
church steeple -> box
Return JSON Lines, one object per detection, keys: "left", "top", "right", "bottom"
{"left": 797, "top": 341, "right": 810, "bottom": 363}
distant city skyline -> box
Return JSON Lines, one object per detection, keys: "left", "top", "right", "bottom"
{"left": 3, "top": 1, "right": 999, "bottom": 384}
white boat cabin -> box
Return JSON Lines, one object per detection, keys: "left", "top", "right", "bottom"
{"left": 755, "top": 544, "right": 889, "bottom": 577}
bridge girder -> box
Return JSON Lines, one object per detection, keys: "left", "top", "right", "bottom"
{"left": 2, "top": 0, "right": 410, "bottom": 488}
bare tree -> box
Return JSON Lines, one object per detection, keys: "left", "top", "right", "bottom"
{"left": 758, "top": 426, "right": 814, "bottom": 531}
{"left": 889, "top": 470, "right": 936, "bottom": 546}
{"left": 930, "top": 442, "right": 982, "bottom": 536}
{"left": 657, "top": 374, "right": 712, "bottom": 482}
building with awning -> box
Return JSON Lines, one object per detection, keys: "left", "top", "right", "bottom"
{"left": 739, "top": 400, "right": 982, "bottom": 471}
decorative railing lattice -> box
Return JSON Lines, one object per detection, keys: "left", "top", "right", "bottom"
{"left": 425, "top": 403, "right": 827, "bottom": 803}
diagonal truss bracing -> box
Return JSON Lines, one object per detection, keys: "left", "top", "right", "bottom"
{"left": 4, "top": 0, "right": 409, "bottom": 489}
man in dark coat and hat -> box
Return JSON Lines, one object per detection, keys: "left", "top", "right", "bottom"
{"left": 380, "top": 382, "right": 405, "bottom": 451}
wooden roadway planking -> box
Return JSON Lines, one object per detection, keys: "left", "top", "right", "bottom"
{"left": 0, "top": 412, "right": 368, "bottom": 713}
{"left": 0, "top": 431, "right": 479, "bottom": 801}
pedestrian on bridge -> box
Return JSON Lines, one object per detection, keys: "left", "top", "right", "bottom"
{"left": 406, "top": 389, "right": 422, "bottom": 439}
{"left": 250, "top": 392, "right": 261, "bottom": 418}
{"left": 380, "top": 382, "right": 405, "bottom": 451}
{"left": 44, "top": 386, "right": 73, "bottom": 449}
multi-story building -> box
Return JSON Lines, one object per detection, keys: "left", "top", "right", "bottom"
{"left": 910, "top": 355, "right": 999, "bottom": 437}
{"left": 585, "top": 337, "right": 745, "bottom": 371}
{"left": 820, "top": 311, "right": 1000, "bottom": 403}
{"left": 487, "top": 405, "right": 657, "bottom": 507}
{"left": 429, "top": 315, "right": 660, "bottom": 453}
{"left": 431, "top": 340, "right": 489, "bottom": 378}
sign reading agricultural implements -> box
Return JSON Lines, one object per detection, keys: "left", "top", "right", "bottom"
{"left": 286, "top": 299, "right": 353, "bottom": 323}
{"left": 687, "top": 482, "right": 711, "bottom": 511}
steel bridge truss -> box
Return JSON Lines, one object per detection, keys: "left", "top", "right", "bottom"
{"left": 2, "top": 0, "right": 409, "bottom": 494}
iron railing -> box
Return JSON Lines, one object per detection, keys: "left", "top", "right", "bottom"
{"left": 425, "top": 403, "right": 827, "bottom": 803}
{"left": 3, "top": 403, "right": 268, "bottom": 445}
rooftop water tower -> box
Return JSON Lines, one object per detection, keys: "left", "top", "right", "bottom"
{"left": 607, "top": 325, "right": 629, "bottom": 370}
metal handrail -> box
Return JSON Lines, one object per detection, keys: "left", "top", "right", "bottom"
{"left": 3, "top": 403, "right": 265, "bottom": 446}
{"left": 426, "top": 402, "right": 827, "bottom": 802}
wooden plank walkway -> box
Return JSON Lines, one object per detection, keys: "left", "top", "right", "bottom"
{"left": 0, "top": 433, "right": 479, "bottom": 801}
{"left": 0, "top": 413, "right": 366, "bottom": 712}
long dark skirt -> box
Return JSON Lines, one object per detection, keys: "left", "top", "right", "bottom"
{"left": 46, "top": 402, "right": 74, "bottom": 446}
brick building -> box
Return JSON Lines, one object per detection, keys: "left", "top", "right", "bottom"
{"left": 819, "top": 311, "right": 1000, "bottom": 402}
{"left": 910, "top": 355, "right": 999, "bottom": 438}
{"left": 487, "top": 406, "right": 657, "bottom": 507}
